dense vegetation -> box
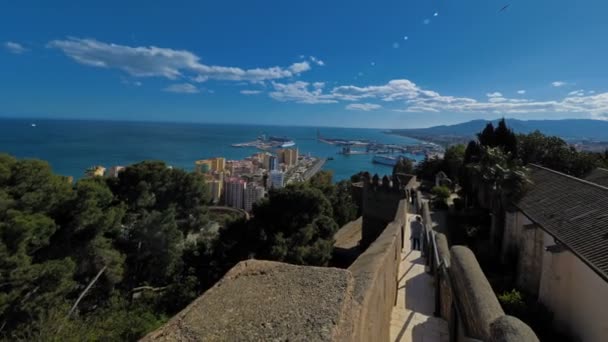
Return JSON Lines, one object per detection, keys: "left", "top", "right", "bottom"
{"left": 416, "top": 119, "right": 608, "bottom": 186}
{"left": 415, "top": 119, "right": 602, "bottom": 340}
{"left": 0, "top": 156, "right": 357, "bottom": 340}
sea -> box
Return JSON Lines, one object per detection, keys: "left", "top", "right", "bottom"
{"left": 0, "top": 118, "right": 424, "bottom": 182}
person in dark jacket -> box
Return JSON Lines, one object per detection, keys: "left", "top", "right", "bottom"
{"left": 410, "top": 216, "right": 423, "bottom": 251}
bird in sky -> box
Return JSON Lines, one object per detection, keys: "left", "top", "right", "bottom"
{"left": 499, "top": 4, "right": 511, "bottom": 12}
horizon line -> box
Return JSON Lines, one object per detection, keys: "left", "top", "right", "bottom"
{"left": 0, "top": 114, "right": 605, "bottom": 131}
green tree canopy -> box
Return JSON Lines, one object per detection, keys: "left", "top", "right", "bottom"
{"left": 392, "top": 158, "right": 414, "bottom": 176}
{"left": 308, "top": 171, "right": 357, "bottom": 227}
{"left": 517, "top": 130, "right": 599, "bottom": 177}
{"left": 218, "top": 185, "right": 339, "bottom": 267}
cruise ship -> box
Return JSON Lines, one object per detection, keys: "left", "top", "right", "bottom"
{"left": 268, "top": 136, "right": 296, "bottom": 148}
{"left": 372, "top": 155, "right": 415, "bottom": 166}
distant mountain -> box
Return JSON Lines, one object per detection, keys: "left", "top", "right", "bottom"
{"left": 390, "top": 119, "right": 608, "bottom": 142}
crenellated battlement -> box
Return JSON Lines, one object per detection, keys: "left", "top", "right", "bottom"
{"left": 360, "top": 173, "right": 407, "bottom": 248}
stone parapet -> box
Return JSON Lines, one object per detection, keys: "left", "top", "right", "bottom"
{"left": 348, "top": 199, "right": 407, "bottom": 341}
{"left": 141, "top": 260, "right": 356, "bottom": 341}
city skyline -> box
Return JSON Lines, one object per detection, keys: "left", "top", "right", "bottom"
{"left": 2, "top": 0, "right": 608, "bottom": 128}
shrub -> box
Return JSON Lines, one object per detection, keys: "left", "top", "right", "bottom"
{"left": 431, "top": 185, "right": 451, "bottom": 210}
{"left": 498, "top": 289, "right": 575, "bottom": 342}
{"left": 431, "top": 186, "right": 451, "bottom": 200}
{"left": 498, "top": 289, "right": 525, "bottom": 316}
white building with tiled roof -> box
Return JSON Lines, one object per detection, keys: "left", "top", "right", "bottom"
{"left": 502, "top": 164, "right": 608, "bottom": 342}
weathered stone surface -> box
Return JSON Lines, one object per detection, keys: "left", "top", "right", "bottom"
{"left": 435, "top": 232, "right": 453, "bottom": 321}
{"left": 348, "top": 200, "right": 407, "bottom": 342}
{"left": 449, "top": 246, "right": 504, "bottom": 341}
{"left": 141, "top": 260, "right": 355, "bottom": 342}
{"left": 361, "top": 177, "right": 405, "bottom": 248}
{"left": 333, "top": 217, "right": 363, "bottom": 268}
{"left": 435, "top": 233, "right": 450, "bottom": 269}
{"left": 490, "top": 315, "right": 539, "bottom": 342}
{"left": 334, "top": 217, "right": 362, "bottom": 251}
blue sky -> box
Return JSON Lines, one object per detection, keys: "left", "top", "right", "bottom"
{"left": 1, "top": 0, "right": 607, "bottom": 128}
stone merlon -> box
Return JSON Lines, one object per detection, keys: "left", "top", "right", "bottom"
{"left": 141, "top": 260, "right": 356, "bottom": 342}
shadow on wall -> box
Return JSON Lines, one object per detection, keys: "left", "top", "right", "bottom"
{"left": 393, "top": 311, "right": 415, "bottom": 342}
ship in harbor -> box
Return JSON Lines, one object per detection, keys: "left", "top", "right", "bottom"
{"left": 232, "top": 134, "right": 296, "bottom": 150}
{"left": 372, "top": 155, "right": 415, "bottom": 166}
{"left": 266, "top": 135, "right": 296, "bottom": 148}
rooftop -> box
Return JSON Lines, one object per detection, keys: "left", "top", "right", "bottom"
{"left": 516, "top": 164, "right": 608, "bottom": 282}
{"left": 584, "top": 167, "right": 608, "bottom": 188}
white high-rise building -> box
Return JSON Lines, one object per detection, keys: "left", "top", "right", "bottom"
{"left": 269, "top": 170, "right": 285, "bottom": 189}
{"left": 206, "top": 179, "right": 223, "bottom": 203}
{"left": 224, "top": 177, "right": 246, "bottom": 209}
{"left": 244, "top": 184, "right": 265, "bottom": 212}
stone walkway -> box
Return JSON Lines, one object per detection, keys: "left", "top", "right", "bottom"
{"left": 390, "top": 214, "right": 449, "bottom": 342}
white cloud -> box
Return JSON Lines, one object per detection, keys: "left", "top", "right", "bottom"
{"left": 403, "top": 36, "right": 409, "bottom": 41}
{"left": 163, "top": 83, "right": 199, "bottom": 94}
{"left": 486, "top": 92, "right": 503, "bottom": 98}
{"left": 48, "top": 37, "right": 313, "bottom": 83}
{"left": 309, "top": 56, "right": 325, "bottom": 66}
{"left": 4, "top": 41, "right": 27, "bottom": 54}
{"left": 552, "top": 81, "right": 567, "bottom": 87}
{"left": 423, "top": 19, "right": 431, "bottom": 24}
{"left": 346, "top": 103, "right": 382, "bottom": 111}
{"left": 269, "top": 81, "right": 338, "bottom": 104}
{"left": 192, "top": 75, "right": 209, "bottom": 83}
{"left": 331, "top": 79, "right": 420, "bottom": 102}
{"left": 434, "top": 12, "right": 439, "bottom": 17}
{"left": 289, "top": 61, "right": 311, "bottom": 74}
{"left": 588, "top": 90, "right": 596, "bottom": 94}
{"left": 517, "top": 90, "right": 526, "bottom": 94}
{"left": 268, "top": 78, "right": 608, "bottom": 119}
{"left": 392, "top": 42, "right": 400, "bottom": 49}
{"left": 240, "top": 90, "right": 262, "bottom": 95}
{"left": 568, "top": 89, "right": 585, "bottom": 97}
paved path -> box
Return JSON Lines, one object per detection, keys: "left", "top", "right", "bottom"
{"left": 390, "top": 214, "right": 449, "bottom": 342}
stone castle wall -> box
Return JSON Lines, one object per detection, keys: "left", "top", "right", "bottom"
{"left": 142, "top": 198, "right": 409, "bottom": 342}
{"left": 143, "top": 174, "right": 539, "bottom": 342}
{"left": 347, "top": 199, "right": 407, "bottom": 342}
{"left": 422, "top": 202, "right": 538, "bottom": 342}
{"left": 141, "top": 260, "right": 357, "bottom": 341}
{"left": 360, "top": 173, "right": 407, "bottom": 248}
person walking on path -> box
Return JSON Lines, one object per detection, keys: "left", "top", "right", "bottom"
{"left": 410, "top": 216, "right": 423, "bottom": 251}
